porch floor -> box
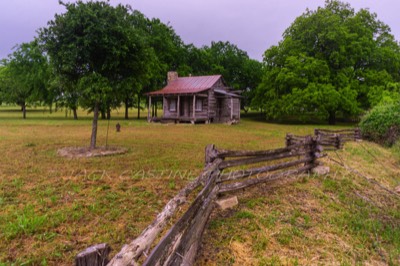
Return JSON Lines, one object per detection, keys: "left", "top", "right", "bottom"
{"left": 151, "top": 116, "right": 209, "bottom": 124}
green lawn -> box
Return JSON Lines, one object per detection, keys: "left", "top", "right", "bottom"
{"left": 0, "top": 106, "right": 399, "bottom": 265}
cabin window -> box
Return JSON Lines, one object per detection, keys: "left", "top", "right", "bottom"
{"left": 195, "top": 98, "right": 203, "bottom": 111}
{"left": 169, "top": 98, "right": 177, "bottom": 111}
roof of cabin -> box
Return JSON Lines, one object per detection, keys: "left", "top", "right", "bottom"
{"left": 148, "top": 75, "right": 222, "bottom": 95}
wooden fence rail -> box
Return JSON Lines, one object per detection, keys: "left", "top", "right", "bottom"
{"left": 107, "top": 156, "right": 222, "bottom": 266}
{"left": 286, "top": 128, "right": 361, "bottom": 151}
{"left": 314, "top": 128, "right": 361, "bottom": 142}
{"left": 77, "top": 128, "right": 360, "bottom": 266}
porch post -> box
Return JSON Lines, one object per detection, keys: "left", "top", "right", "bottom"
{"left": 147, "top": 96, "right": 152, "bottom": 122}
{"left": 163, "top": 96, "right": 166, "bottom": 118}
{"left": 151, "top": 100, "right": 154, "bottom": 118}
{"left": 177, "top": 95, "right": 180, "bottom": 120}
{"left": 230, "top": 97, "right": 233, "bottom": 121}
{"left": 155, "top": 100, "right": 158, "bottom": 117}
{"left": 238, "top": 98, "right": 241, "bottom": 120}
{"left": 192, "top": 94, "right": 196, "bottom": 122}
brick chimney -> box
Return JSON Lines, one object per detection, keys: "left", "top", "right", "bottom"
{"left": 167, "top": 71, "right": 178, "bottom": 84}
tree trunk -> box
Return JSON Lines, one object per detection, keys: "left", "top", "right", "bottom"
{"left": 21, "top": 102, "right": 26, "bottom": 119}
{"left": 73, "top": 107, "right": 78, "bottom": 120}
{"left": 101, "top": 109, "right": 106, "bottom": 120}
{"left": 328, "top": 111, "right": 336, "bottom": 125}
{"left": 90, "top": 102, "right": 99, "bottom": 150}
{"left": 125, "top": 98, "right": 129, "bottom": 120}
{"left": 107, "top": 107, "right": 111, "bottom": 120}
{"left": 137, "top": 94, "right": 141, "bottom": 120}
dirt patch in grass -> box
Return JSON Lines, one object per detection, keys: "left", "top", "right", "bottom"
{"left": 57, "top": 146, "right": 128, "bottom": 158}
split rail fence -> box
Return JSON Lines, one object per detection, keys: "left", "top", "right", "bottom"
{"left": 76, "top": 128, "right": 361, "bottom": 266}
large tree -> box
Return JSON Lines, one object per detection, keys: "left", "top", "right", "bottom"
{"left": 40, "top": 1, "right": 151, "bottom": 148}
{"left": 0, "top": 41, "right": 50, "bottom": 119}
{"left": 129, "top": 11, "right": 189, "bottom": 119}
{"left": 181, "top": 41, "right": 263, "bottom": 110}
{"left": 253, "top": 0, "right": 400, "bottom": 124}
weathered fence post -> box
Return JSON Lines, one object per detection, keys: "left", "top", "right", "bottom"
{"left": 205, "top": 144, "right": 218, "bottom": 166}
{"left": 355, "top": 128, "right": 362, "bottom": 141}
{"left": 75, "top": 243, "right": 111, "bottom": 266}
{"left": 333, "top": 133, "right": 344, "bottom": 149}
{"left": 310, "top": 135, "right": 330, "bottom": 175}
{"left": 314, "top": 129, "right": 320, "bottom": 138}
{"left": 285, "top": 133, "right": 293, "bottom": 147}
{"left": 304, "top": 136, "right": 317, "bottom": 171}
{"left": 314, "top": 134, "right": 324, "bottom": 158}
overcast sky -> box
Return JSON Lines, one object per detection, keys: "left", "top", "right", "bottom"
{"left": 0, "top": 0, "right": 399, "bottom": 61}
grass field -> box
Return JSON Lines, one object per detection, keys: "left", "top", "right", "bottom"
{"left": 0, "top": 106, "right": 399, "bottom": 265}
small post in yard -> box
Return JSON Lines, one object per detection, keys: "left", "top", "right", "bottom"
{"left": 116, "top": 123, "right": 121, "bottom": 132}
{"left": 75, "top": 243, "right": 111, "bottom": 266}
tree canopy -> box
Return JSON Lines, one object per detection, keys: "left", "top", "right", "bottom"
{"left": 0, "top": 40, "right": 50, "bottom": 118}
{"left": 253, "top": 0, "right": 400, "bottom": 124}
{"left": 180, "top": 41, "right": 263, "bottom": 110}
{"left": 40, "top": 1, "right": 152, "bottom": 148}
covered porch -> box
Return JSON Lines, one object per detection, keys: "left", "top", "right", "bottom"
{"left": 147, "top": 93, "right": 209, "bottom": 124}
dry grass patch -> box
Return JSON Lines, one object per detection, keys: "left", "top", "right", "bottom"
{"left": 0, "top": 106, "right": 399, "bottom": 265}
{"left": 57, "top": 146, "right": 128, "bottom": 158}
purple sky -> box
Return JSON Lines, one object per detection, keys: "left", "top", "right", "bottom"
{"left": 1, "top": 0, "right": 399, "bottom": 61}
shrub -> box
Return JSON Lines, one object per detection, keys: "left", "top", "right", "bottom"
{"left": 359, "top": 103, "right": 400, "bottom": 146}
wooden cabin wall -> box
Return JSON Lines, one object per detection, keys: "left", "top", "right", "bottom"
{"left": 219, "top": 98, "right": 231, "bottom": 123}
{"left": 208, "top": 79, "right": 225, "bottom": 120}
{"left": 233, "top": 98, "right": 240, "bottom": 119}
{"left": 208, "top": 89, "right": 217, "bottom": 120}
{"left": 162, "top": 96, "right": 209, "bottom": 120}
{"left": 188, "top": 96, "right": 209, "bottom": 119}
{"left": 163, "top": 97, "right": 176, "bottom": 118}
{"left": 215, "top": 97, "right": 240, "bottom": 122}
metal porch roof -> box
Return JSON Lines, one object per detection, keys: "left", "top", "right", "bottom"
{"left": 148, "top": 75, "right": 222, "bottom": 96}
{"left": 214, "top": 89, "right": 242, "bottom": 98}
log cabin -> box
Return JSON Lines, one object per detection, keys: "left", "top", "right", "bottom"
{"left": 147, "top": 72, "right": 241, "bottom": 124}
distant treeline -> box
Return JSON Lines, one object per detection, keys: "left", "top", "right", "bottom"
{"left": 1, "top": 0, "right": 399, "bottom": 131}
{"left": 0, "top": 2, "right": 262, "bottom": 123}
